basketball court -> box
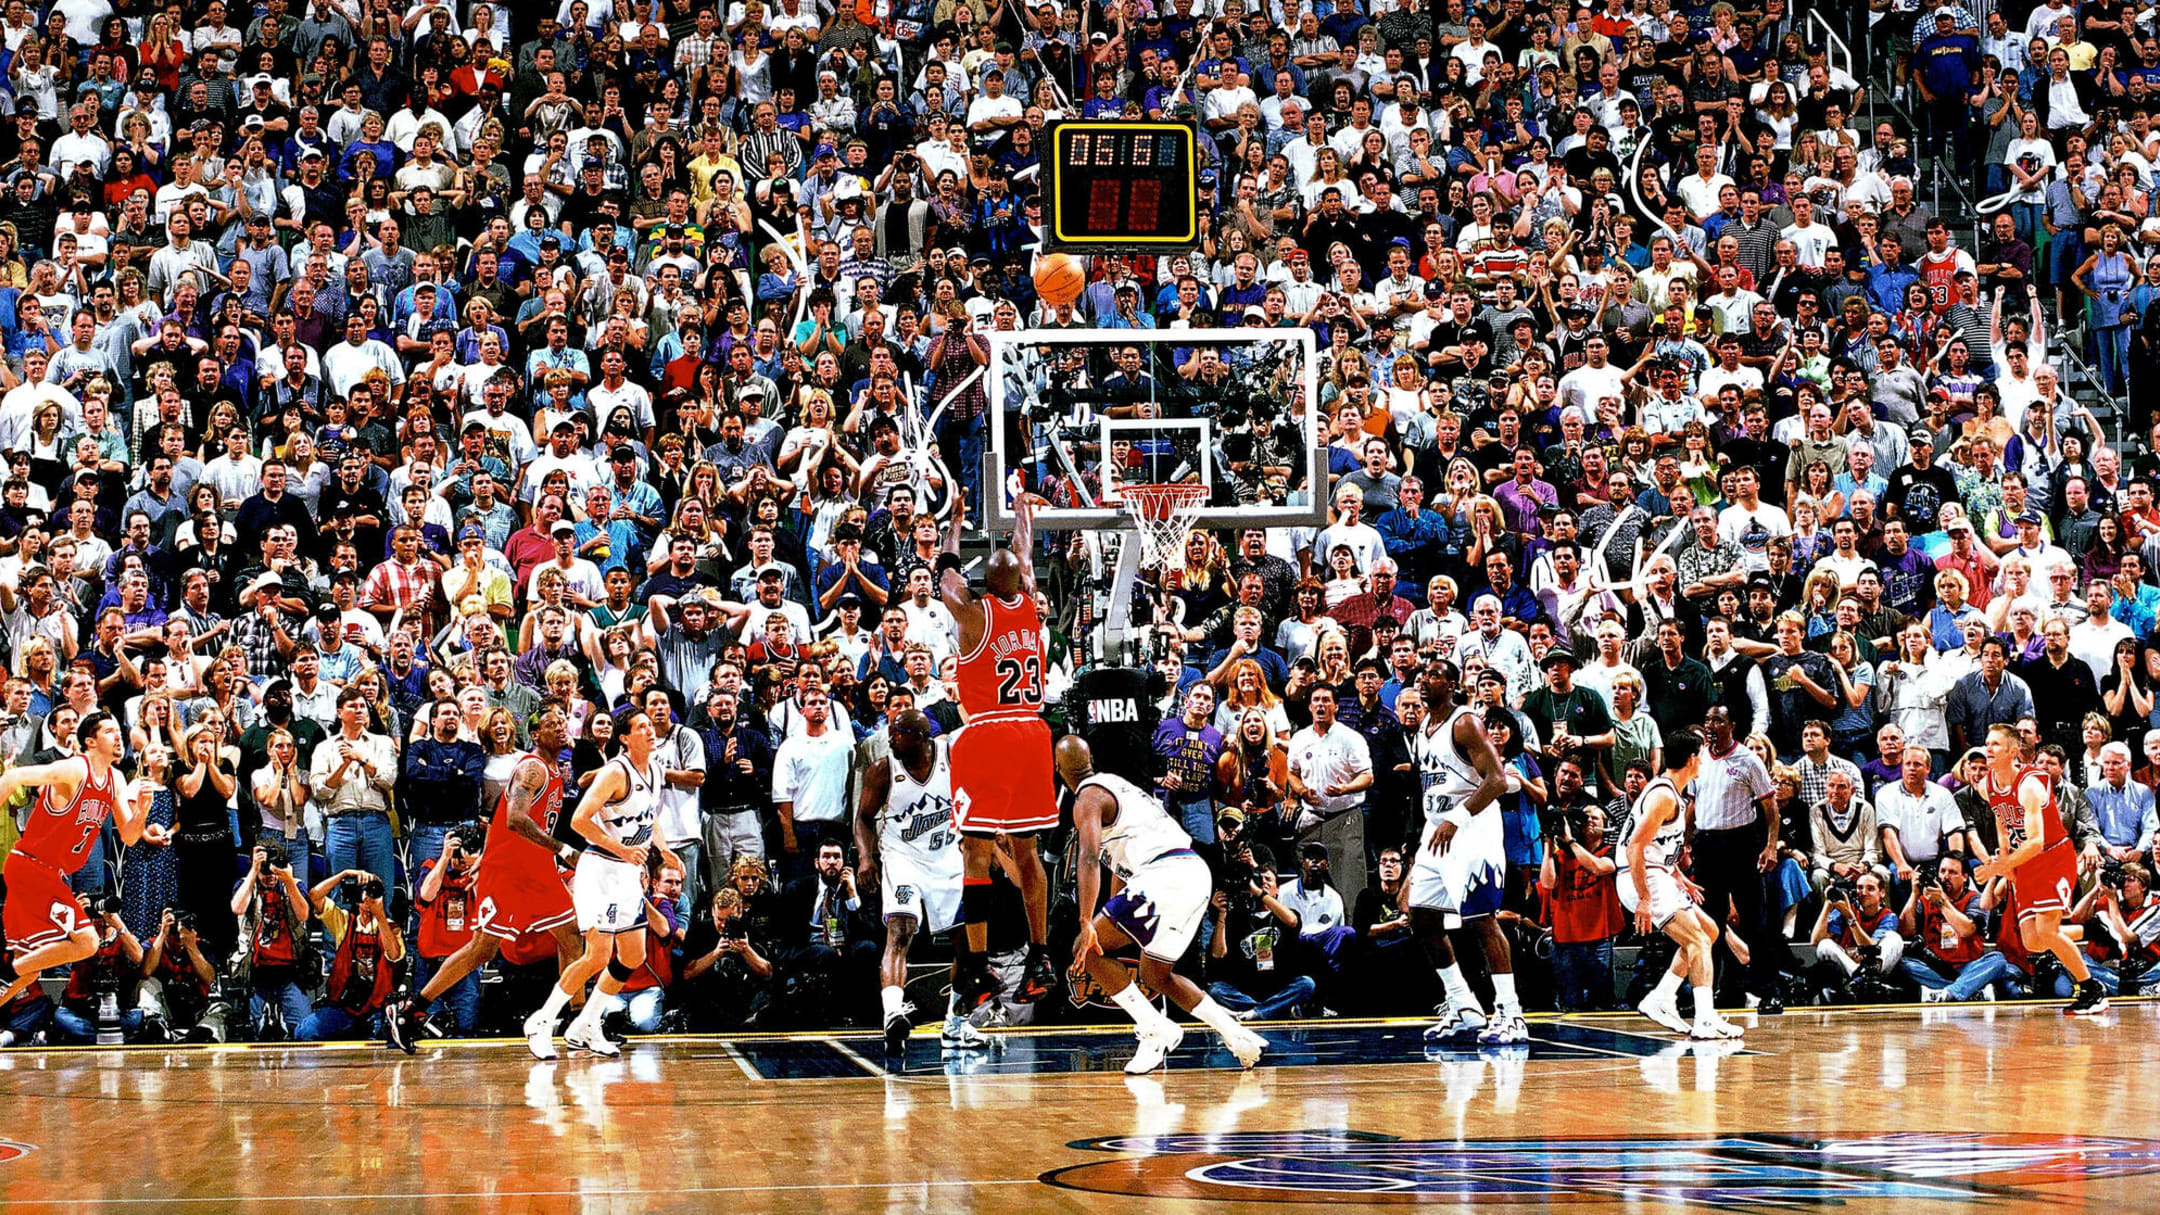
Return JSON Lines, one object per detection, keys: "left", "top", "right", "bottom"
{"left": 0, "top": 1002, "right": 2150, "bottom": 1211}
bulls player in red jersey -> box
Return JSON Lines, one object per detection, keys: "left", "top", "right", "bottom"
{"left": 940, "top": 492, "right": 1059, "bottom": 1007}
{"left": 1972, "top": 723, "right": 2109, "bottom": 1014}
{"left": 385, "top": 705, "right": 586, "bottom": 1053}
{"left": 0, "top": 712, "right": 162, "bottom": 1007}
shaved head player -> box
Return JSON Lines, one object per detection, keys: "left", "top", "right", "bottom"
{"left": 939, "top": 492, "right": 1059, "bottom": 1008}
{"left": 1060, "top": 735, "right": 1267, "bottom": 1073}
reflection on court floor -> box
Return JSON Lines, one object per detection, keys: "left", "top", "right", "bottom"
{"left": 724, "top": 1019, "right": 1763, "bottom": 1079}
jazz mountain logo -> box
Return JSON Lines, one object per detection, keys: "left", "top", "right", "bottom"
{"left": 1040, "top": 1131, "right": 2160, "bottom": 1206}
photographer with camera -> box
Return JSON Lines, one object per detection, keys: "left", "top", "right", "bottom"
{"left": 411, "top": 823, "right": 485, "bottom": 1035}
{"left": 139, "top": 907, "right": 219, "bottom": 1041}
{"left": 295, "top": 868, "right": 405, "bottom": 1041}
{"left": 1896, "top": 853, "right": 2014, "bottom": 1001}
{"left": 50, "top": 894, "right": 146, "bottom": 1044}
{"left": 1539, "top": 801, "right": 1624, "bottom": 1012}
{"left": 1205, "top": 846, "right": 1317, "bottom": 1021}
{"left": 680, "top": 886, "right": 775, "bottom": 1031}
{"left": 1810, "top": 871, "right": 1905, "bottom": 999}
{"left": 233, "top": 840, "right": 313, "bottom": 1040}
{"left": 2087, "top": 862, "right": 2160, "bottom": 997}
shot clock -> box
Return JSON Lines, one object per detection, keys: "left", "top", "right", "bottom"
{"left": 1042, "top": 120, "right": 1199, "bottom": 251}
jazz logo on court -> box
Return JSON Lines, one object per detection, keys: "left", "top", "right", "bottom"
{"left": 1041, "top": 1131, "right": 2160, "bottom": 1205}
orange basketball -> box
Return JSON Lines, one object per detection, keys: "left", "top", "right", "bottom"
{"left": 1033, "top": 253, "right": 1085, "bottom": 307}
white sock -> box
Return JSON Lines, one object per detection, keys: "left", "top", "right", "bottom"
{"left": 1692, "top": 985, "right": 1717, "bottom": 1025}
{"left": 881, "top": 985, "right": 906, "bottom": 1019}
{"left": 1189, "top": 995, "right": 1245, "bottom": 1040}
{"left": 945, "top": 991, "right": 963, "bottom": 1023}
{"left": 1490, "top": 972, "right": 1519, "bottom": 1015}
{"left": 533, "top": 982, "right": 572, "bottom": 1025}
{"left": 1110, "top": 983, "right": 1174, "bottom": 1034}
{"left": 1652, "top": 969, "right": 1685, "bottom": 1003}
{"left": 1437, "top": 964, "right": 1483, "bottom": 1017}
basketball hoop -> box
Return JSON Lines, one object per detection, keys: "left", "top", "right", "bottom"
{"left": 1118, "top": 483, "right": 1210, "bottom": 573}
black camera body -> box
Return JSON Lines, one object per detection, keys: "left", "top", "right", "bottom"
{"left": 448, "top": 821, "right": 488, "bottom": 857}
{"left": 165, "top": 906, "right": 198, "bottom": 934}
{"left": 341, "top": 875, "right": 387, "bottom": 903}
{"left": 2101, "top": 859, "right": 2128, "bottom": 889}
{"left": 82, "top": 891, "right": 121, "bottom": 918}
{"left": 257, "top": 838, "right": 290, "bottom": 871}
{"left": 1539, "top": 805, "right": 1588, "bottom": 843}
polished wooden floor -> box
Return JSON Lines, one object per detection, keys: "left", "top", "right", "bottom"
{"left": 0, "top": 1001, "right": 2152, "bottom": 1212}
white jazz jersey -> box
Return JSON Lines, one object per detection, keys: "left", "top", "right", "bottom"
{"left": 877, "top": 739, "right": 964, "bottom": 934}
{"left": 572, "top": 755, "right": 661, "bottom": 934}
{"left": 1083, "top": 771, "right": 1209, "bottom": 962}
{"left": 1618, "top": 775, "right": 1693, "bottom": 929}
{"left": 1083, "top": 771, "right": 1192, "bottom": 877}
{"left": 1407, "top": 705, "right": 1506, "bottom": 916}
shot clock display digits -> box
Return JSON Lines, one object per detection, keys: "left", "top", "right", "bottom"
{"left": 1044, "top": 121, "right": 1197, "bottom": 250}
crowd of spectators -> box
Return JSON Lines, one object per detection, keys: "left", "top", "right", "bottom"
{"left": 4, "top": 0, "right": 2160, "bottom": 1048}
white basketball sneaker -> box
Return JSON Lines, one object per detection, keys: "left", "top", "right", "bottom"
{"left": 1476, "top": 1013, "right": 1529, "bottom": 1044}
{"left": 1637, "top": 993, "right": 1692, "bottom": 1035}
{"left": 1423, "top": 1006, "right": 1488, "bottom": 1042}
{"left": 522, "top": 1008, "right": 558, "bottom": 1061}
{"left": 1124, "top": 1022, "right": 1185, "bottom": 1075}
{"left": 1221, "top": 1026, "right": 1267, "bottom": 1069}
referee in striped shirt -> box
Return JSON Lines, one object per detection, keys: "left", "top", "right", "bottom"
{"left": 1693, "top": 704, "right": 1785, "bottom": 1012}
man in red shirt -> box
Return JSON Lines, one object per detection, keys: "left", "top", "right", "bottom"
{"left": 1540, "top": 803, "right": 1624, "bottom": 1011}
{"left": 413, "top": 827, "right": 484, "bottom": 1035}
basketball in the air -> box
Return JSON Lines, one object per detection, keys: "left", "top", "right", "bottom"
{"left": 1034, "top": 253, "right": 1085, "bottom": 306}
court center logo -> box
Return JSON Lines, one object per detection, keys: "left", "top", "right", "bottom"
{"left": 1042, "top": 1131, "right": 2160, "bottom": 1205}
{"left": 0, "top": 1139, "right": 31, "bottom": 1164}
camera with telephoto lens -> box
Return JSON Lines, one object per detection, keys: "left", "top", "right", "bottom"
{"left": 341, "top": 874, "right": 386, "bottom": 903}
{"left": 2102, "top": 859, "right": 2128, "bottom": 889}
{"left": 719, "top": 917, "right": 748, "bottom": 942}
{"left": 165, "top": 906, "right": 197, "bottom": 934}
{"left": 257, "top": 838, "right": 289, "bottom": 871}
{"left": 1539, "top": 805, "right": 1587, "bottom": 843}
{"left": 81, "top": 891, "right": 121, "bottom": 918}
{"left": 1916, "top": 861, "right": 1941, "bottom": 892}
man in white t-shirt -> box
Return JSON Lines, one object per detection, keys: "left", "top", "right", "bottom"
{"left": 1310, "top": 488, "right": 1388, "bottom": 575}
{"left": 1286, "top": 684, "right": 1374, "bottom": 909}
{"left": 1780, "top": 193, "right": 1836, "bottom": 269}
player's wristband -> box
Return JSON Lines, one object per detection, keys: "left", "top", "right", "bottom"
{"left": 935, "top": 552, "right": 965, "bottom": 577}
{"left": 558, "top": 845, "right": 577, "bottom": 864}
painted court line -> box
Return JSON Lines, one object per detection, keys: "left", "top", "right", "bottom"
{"left": 824, "top": 1036, "right": 891, "bottom": 1078}
{"left": 720, "top": 1041, "right": 763, "bottom": 1082}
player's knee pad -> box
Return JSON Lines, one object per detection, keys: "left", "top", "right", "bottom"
{"left": 606, "top": 958, "right": 637, "bottom": 983}
{"left": 962, "top": 877, "right": 993, "bottom": 925}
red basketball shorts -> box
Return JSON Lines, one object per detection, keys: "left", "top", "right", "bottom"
{"left": 950, "top": 715, "right": 1058, "bottom": 836}
{"left": 3, "top": 852, "right": 85, "bottom": 956}
{"left": 473, "top": 863, "right": 576, "bottom": 941}
{"left": 2007, "top": 841, "right": 2078, "bottom": 926}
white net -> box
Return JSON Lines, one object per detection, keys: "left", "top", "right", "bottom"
{"left": 1118, "top": 484, "right": 1210, "bottom": 573}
